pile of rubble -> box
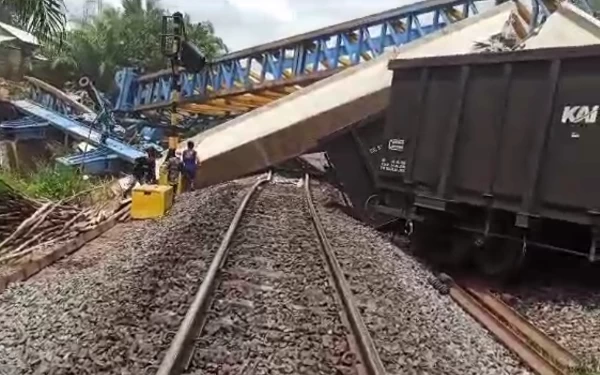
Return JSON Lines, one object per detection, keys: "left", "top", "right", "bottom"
{"left": 182, "top": 0, "right": 600, "bottom": 190}
{"left": 0, "top": 78, "right": 28, "bottom": 99}
{"left": 0, "top": 180, "right": 131, "bottom": 267}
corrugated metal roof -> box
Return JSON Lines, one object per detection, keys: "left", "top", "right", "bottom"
{"left": 0, "top": 21, "right": 39, "bottom": 46}
{"left": 0, "top": 35, "right": 16, "bottom": 45}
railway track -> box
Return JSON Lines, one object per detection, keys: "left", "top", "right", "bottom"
{"left": 156, "top": 172, "right": 385, "bottom": 375}
{"left": 446, "top": 277, "right": 580, "bottom": 375}
{"left": 153, "top": 171, "right": 580, "bottom": 375}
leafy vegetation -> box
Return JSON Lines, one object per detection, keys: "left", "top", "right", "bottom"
{"left": 0, "top": 162, "right": 97, "bottom": 200}
{"left": 0, "top": 0, "right": 226, "bottom": 200}
{"left": 573, "top": 355, "right": 600, "bottom": 375}
{"left": 0, "top": 0, "right": 67, "bottom": 42}
{"left": 575, "top": 370, "right": 600, "bottom": 375}
{"left": 34, "top": 0, "right": 227, "bottom": 91}
{"left": 588, "top": 0, "right": 600, "bottom": 11}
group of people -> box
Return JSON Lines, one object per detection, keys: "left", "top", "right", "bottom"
{"left": 165, "top": 141, "right": 199, "bottom": 194}
{"left": 133, "top": 141, "right": 199, "bottom": 195}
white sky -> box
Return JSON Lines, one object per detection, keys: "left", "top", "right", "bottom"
{"left": 63, "top": 0, "right": 416, "bottom": 51}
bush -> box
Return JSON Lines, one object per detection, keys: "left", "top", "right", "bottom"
{"left": 0, "top": 163, "right": 98, "bottom": 200}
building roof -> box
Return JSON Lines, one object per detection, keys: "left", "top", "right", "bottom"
{"left": 0, "top": 35, "right": 16, "bottom": 45}
{"left": 0, "top": 21, "right": 39, "bottom": 46}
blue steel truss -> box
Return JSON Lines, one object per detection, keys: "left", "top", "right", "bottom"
{"left": 12, "top": 100, "right": 146, "bottom": 163}
{"left": 29, "top": 85, "right": 86, "bottom": 116}
{"left": 0, "top": 115, "right": 49, "bottom": 140}
{"left": 116, "top": 0, "right": 501, "bottom": 112}
{"left": 56, "top": 148, "right": 123, "bottom": 175}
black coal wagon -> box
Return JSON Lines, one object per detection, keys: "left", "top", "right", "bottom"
{"left": 323, "top": 44, "right": 600, "bottom": 276}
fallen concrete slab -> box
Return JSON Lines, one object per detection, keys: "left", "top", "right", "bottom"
{"left": 184, "top": 1, "right": 520, "bottom": 188}
{"left": 523, "top": 2, "right": 600, "bottom": 49}
{"left": 184, "top": 0, "right": 599, "bottom": 189}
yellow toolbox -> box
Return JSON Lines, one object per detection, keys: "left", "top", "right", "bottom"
{"left": 131, "top": 184, "right": 173, "bottom": 219}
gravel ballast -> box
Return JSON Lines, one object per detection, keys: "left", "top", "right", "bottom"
{"left": 0, "top": 174, "right": 555, "bottom": 375}
{"left": 504, "top": 276, "right": 600, "bottom": 370}
{"left": 186, "top": 179, "right": 354, "bottom": 374}
{"left": 0, "top": 178, "right": 257, "bottom": 375}
{"left": 312, "top": 183, "right": 532, "bottom": 375}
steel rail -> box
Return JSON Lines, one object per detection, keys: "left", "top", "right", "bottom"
{"left": 156, "top": 171, "right": 272, "bottom": 375}
{"left": 303, "top": 173, "right": 386, "bottom": 375}
{"left": 449, "top": 281, "right": 578, "bottom": 375}
{"left": 466, "top": 286, "right": 578, "bottom": 370}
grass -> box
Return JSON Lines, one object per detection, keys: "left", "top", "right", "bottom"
{"left": 574, "top": 358, "right": 600, "bottom": 375}
{"left": 0, "top": 162, "right": 100, "bottom": 201}
{"left": 575, "top": 370, "right": 600, "bottom": 375}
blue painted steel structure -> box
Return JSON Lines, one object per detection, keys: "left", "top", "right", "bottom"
{"left": 0, "top": 116, "right": 49, "bottom": 140}
{"left": 118, "top": 0, "right": 597, "bottom": 113}
{"left": 117, "top": 0, "right": 502, "bottom": 112}
{"left": 56, "top": 148, "right": 123, "bottom": 175}
{"left": 29, "top": 85, "right": 88, "bottom": 116}
{"left": 12, "top": 100, "right": 146, "bottom": 163}
{"left": 20, "top": 79, "right": 166, "bottom": 174}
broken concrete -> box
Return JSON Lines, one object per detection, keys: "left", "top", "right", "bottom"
{"left": 183, "top": 1, "right": 599, "bottom": 188}
{"left": 523, "top": 2, "right": 600, "bottom": 49}
{"left": 184, "top": 2, "right": 519, "bottom": 187}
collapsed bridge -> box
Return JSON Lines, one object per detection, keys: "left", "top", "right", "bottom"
{"left": 1, "top": 0, "right": 592, "bottom": 175}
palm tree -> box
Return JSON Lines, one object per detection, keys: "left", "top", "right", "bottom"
{"left": 0, "top": 0, "right": 67, "bottom": 42}
{"left": 121, "top": 0, "right": 160, "bottom": 16}
{"left": 35, "top": 0, "right": 227, "bottom": 90}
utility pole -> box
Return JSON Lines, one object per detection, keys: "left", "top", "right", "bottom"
{"left": 82, "top": 0, "right": 102, "bottom": 23}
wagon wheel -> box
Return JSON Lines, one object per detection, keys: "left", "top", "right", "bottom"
{"left": 408, "top": 222, "right": 432, "bottom": 256}
{"left": 474, "top": 235, "right": 526, "bottom": 279}
{"left": 363, "top": 194, "right": 398, "bottom": 227}
{"left": 364, "top": 194, "right": 383, "bottom": 221}
{"left": 408, "top": 220, "right": 464, "bottom": 266}
{"left": 444, "top": 232, "right": 476, "bottom": 268}
{"left": 426, "top": 229, "right": 477, "bottom": 267}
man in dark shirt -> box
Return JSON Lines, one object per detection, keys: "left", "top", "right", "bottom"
{"left": 143, "top": 147, "right": 158, "bottom": 184}
{"left": 181, "top": 141, "right": 198, "bottom": 191}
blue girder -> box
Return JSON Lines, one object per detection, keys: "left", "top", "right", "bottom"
{"left": 0, "top": 116, "right": 49, "bottom": 130}
{"left": 117, "top": 0, "right": 495, "bottom": 112}
{"left": 0, "top": 115, "right": 49, "bottom": 140}
{"left": 57, "top": 148, "right": 119, "bottom": 165}
{"left": 29, "top": 86, "right": 84, "bottom": 116}
{"left": 12, "top": 100, "right": 146, "bottom": 163}
{"left": 56, "top": 148, "right": 123, "bottom": 175}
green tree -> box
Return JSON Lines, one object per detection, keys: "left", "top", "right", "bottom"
{"left": 0, "top": 0, "right": 66, "bottom": 42}
{"left": 35, "top": 0, "right": 227, "bottom": 91}
{"left": 587, "top": 0, "right": 600, "bottom": 12}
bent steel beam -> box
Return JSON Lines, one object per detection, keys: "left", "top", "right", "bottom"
{"left": 12, "top": 100, "right": 146, "bottom": 163}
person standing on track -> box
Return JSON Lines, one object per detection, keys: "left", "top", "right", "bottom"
{"left": 145, "top": 147, "right": 158, "bottom": 184}
{"left": 181, "top": 141, "right": 199, "bottom": 192}
{"left": 165, "top": 148, "right": 182, "bottom": 196}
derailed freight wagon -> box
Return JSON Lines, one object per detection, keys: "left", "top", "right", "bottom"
{"left": 329, "top": 44, "right": 600, "bottom": 277}
{"left": 319, "top": 111, "right": 397, "bottom": 228}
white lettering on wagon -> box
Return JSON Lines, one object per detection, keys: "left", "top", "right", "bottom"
{"left": 561, "top": 105, "right": 599, "bottom": 125}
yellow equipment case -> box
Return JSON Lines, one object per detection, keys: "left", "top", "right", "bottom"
{"left": 131, "top": 184, "right": 173, "bottom": 219}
